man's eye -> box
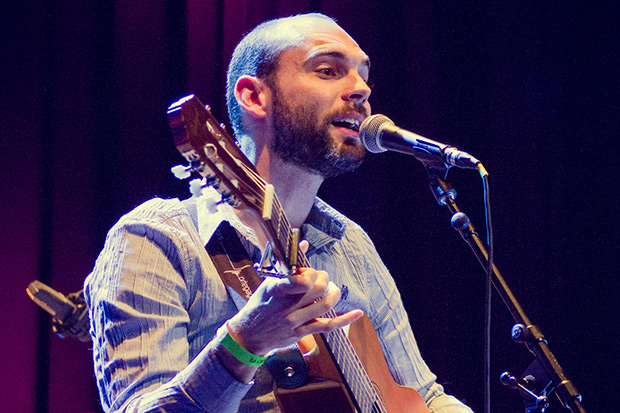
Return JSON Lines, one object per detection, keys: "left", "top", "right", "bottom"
{"left": 317, "top": 67, "right": 336, "bottom": 77}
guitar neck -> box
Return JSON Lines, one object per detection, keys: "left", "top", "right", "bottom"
{"left": 263, "top": 201, "right": 384, "bottom": 410}
{"left": 167, "top": 94, "right": 387, "bottom": 412}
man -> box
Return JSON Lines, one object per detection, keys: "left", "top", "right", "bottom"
{"left": 85, "top": 13, "right": 473, "bottom": 412}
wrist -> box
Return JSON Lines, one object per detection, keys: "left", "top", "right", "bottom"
{"left": 222, "top": 322, "right": 268, "bottom": 366}
{"left": 226, "top": 317, "right": 269, "bottom": 357}
{"left": 213, "top": 323, "right": 261, "bottom": 384}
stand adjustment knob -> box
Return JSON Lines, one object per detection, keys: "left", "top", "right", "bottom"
{"left": 500, "top": 372, "right": 550, "bottom": 411}
{"left": 511, "top": 323, "right": 527, "bottom": 343}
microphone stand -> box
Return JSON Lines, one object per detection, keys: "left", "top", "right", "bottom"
{"left": 425, "top": 166, "right": 585, "bottom": 413}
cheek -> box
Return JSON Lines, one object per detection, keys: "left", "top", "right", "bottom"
{"left": 285, "top": 79, "right": 334, "bottom": 102}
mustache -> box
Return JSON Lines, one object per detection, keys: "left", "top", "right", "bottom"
{"left": 328, "top": 103, "right": 369, "bottom": 121}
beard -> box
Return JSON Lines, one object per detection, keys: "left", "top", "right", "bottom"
{"left": 269, "top": 86, "right": 367, "bottom": 178}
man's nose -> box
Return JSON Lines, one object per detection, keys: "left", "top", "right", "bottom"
{"left": 343, "top": 71, "right": 371, "bottom": 105}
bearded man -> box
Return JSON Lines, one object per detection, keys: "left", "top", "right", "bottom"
{"left": 85, "top": 13, "right": 473, "bottom": 412}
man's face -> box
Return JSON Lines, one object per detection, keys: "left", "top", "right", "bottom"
{"left": 266, "top": 20, "right": 372, "bottom": 178}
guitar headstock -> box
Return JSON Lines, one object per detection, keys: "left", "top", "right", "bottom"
{"left": 167, "top": 94, "right": 305, "bottom": 273}
{"left": 167, "top": 94, "right": 264, "bottom": 211}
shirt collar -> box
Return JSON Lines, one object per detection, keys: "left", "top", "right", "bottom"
{"left": 196, "top": 189, "right": 346, "bottom": 254}
{"left": 196, "top": 187, "right": 260, "bottom": 247}
{"left": 302, "top": 197, "right": 347, "bottom": 254}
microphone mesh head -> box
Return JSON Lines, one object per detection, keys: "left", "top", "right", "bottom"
{"left": 360, "top": 114, "right": 393, "bottom": 153}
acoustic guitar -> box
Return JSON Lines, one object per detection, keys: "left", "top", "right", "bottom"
{"left": 167, "top": 94, "right": 428, "bottom": 413}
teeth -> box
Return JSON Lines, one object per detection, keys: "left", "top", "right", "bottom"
{"left": 343, "top": 118, "right": 360, "bottom": 128}
{"left": 333, "top": 118, "right": 361, "bottom": 131}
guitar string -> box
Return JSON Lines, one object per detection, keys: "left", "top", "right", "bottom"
{"left": 271, "top": 215, "right": 387, "bottom": 410}
{"left": 243, "top": 165, "right": 387, "bottom": 412}
{"left": 199, "top": 115, "right": 376, "bottom": 409}
{"left": 325, "top": 313, "right": 388, "bottom": 413}
{"left": 236, "top": 163, "right": 387, "bottom": 412}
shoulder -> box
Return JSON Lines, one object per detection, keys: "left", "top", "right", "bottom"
{"left": 85, "top": 198, "right": 203, "bottom": 302}
{"left": 311, "top": 197, "right": 369, "bottom": 241}
{"left": 114, "top": 197, "right": 188, "bottom": 226}
{"left": 106, "top": 197, "right": 198, "bottom": 237}
{"left": 97, "top": 197, "right": 203, "bottom": 266}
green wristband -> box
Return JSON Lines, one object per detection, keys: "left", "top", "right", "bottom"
{"left": 221, "top": 331, "right": 268, "bottom": 366}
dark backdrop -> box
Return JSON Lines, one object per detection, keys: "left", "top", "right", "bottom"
{"left": 2, "top": 1, "right": 618, "bottom": 411}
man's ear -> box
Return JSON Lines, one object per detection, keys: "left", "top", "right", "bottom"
{"left": 235, "top": 75, "right": 270, "bottom": 119}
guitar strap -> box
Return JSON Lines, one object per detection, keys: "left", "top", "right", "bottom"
{"left": 182, "top": 198, "right": 309, "bottom": 390}
{"left": 205, "top": 220, "right": 263, "bottom": 309}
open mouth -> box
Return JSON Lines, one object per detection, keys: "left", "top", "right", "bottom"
{"left": 331, "top": 118, "right": 361, "bottom": 133}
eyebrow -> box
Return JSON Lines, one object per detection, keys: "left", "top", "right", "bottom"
{"left": 306, "top": 50, "right": 371, "bottom": 72}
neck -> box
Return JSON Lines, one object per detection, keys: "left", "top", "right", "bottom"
{"left": 255, "top": 151, "right": 323, "bottom": 229}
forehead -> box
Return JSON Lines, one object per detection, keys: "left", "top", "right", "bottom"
{"left": 279, "top": 19, "right": 369, "bottom": 68}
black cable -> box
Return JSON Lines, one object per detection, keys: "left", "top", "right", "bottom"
{"left": 482, "top": 172, "right": 493, "bottom": 413}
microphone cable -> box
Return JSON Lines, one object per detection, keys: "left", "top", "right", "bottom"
{"left": 479, "top": 165, "right": 493, "bottom": 413}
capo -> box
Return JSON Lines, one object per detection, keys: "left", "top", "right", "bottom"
{"left": 262, "top": 184, "right": 275, "bottom": 220}
{"left": 254, "top": 241, "right": 282, "bottom": 277}
{"left": 289, "top": 228, "right": 300, "bottom": 274}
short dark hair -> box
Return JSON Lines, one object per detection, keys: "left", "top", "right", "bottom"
{"left": 225, "top": 14, "right": 336, "bottom": 142}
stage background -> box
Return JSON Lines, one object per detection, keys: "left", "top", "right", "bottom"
{"left": 1, "top": 1, "right": 618, "bottom": 411}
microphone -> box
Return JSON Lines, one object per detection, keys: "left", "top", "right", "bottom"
{"left": 360, "top": 114, "right": 481, "bottom": 170}
{"left": 27, "top": 280, "right": 91, "bottom": 342}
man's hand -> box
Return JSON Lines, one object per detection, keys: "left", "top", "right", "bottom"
{"left": 213, "top": 240, "right": 362, "bottom": 383}
{"left": 227, "top": 267, "right": 363, "bottom": 357}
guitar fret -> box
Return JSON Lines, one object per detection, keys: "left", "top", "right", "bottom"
{"left": 169, "top": 95, "right": 407, "bottom": 413}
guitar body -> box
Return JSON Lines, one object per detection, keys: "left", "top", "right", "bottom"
{"left": 275, "top": 315, "right": 429, "bottom": 413}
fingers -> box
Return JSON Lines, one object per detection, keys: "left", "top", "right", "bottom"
{"left": 266, "top": 267, "right": 326, "bottom": 300}
{"left": 250, "top": 268, "right": 329, "bottom": 320}
{"left": 230, "top": 266, "right": 363, "bottom": 354}
{"left": 295, "top": 309, "right": 365, "bottom": 337}
{"left": 294, "top": 271, "right": 332, "bottom": 309}
{"left": 287, "top": 281, "right": 340, "bottom": 323}
{"left": 261, "top": 272, "right": 347, "bottom": 329}
{"left": 299, "top": 240, "right": 309, "bottom": 254}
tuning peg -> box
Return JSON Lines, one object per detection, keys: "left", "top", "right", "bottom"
{"left": 189, "top": 178, "right": 204, "bottom": 198}
{"left": 218, "top": 192, "right": 239, "bottom": 207}
{"left": 171, "top": 164, "right": 192, "bottom": 180}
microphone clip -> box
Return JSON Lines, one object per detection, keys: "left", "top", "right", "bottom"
{"left": 26, "top": 281, "right": 91, "bottom": 342}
